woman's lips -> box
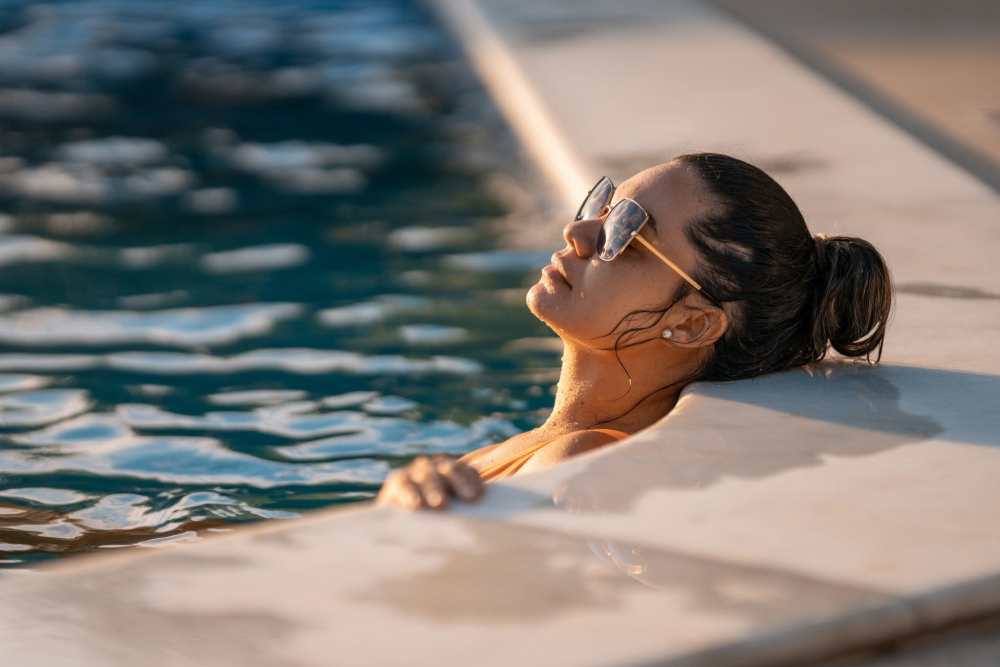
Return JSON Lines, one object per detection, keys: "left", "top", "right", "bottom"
{"left": 542, "top": 263, "right": 571, "bottom": 287}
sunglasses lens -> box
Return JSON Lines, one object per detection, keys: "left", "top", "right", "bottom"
{"left": 598, "top": 200, "right": 648, "bottom": 260}
{"left": 575, "top": 177, "right": 614, "bottom": 221}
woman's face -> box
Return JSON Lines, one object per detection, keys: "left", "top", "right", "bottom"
{"left": 526, "top": 162, "right": 712, "bottom": 346}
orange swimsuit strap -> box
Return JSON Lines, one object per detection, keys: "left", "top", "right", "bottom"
{"left": 477, "top": 428, "right": 630, "bottom": 481}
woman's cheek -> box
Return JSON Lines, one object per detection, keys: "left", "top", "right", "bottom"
{"left": 577, "top": 280, "right": 618, "bottom": 330}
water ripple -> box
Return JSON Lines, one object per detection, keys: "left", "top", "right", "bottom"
{"left": 0, "top": 304, "right": 303, "bottom": 347}
{"left": 0, "top": 235, "right": 74, "bottom": 266}
{"left": 102, "top": 349, "right": 483, "bottom": 376}
{"left": 114, "top": 405, "right": 368, "bottom": 439}
{"left": 0, "top": 374, "right": 49, "bottom": 393}
{"left": 200, "top": 244, "right": 311, "bottom": 274}
{"left": 279, "top": 416, "right": 519, "bottom": 461}
{"left": 0, "top": 389, "right": 91, "bottom": 427}
{"left": 0, "top": 433, "right": 388, "bottom": 487}
{"left": 206, "top": 389, "right": 309, "bottom": 407}
{"left": 0, "top": 0, "right": 552, "bottom": 566}
{"left": 318, "top": 294, "right": 432, "bottom": 327}
{"left": 0, "top": 488, "right": 93, "bottom": 506}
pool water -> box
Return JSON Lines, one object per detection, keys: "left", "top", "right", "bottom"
{"left": 0, "top": 0, "right": 563, "bottom": 567}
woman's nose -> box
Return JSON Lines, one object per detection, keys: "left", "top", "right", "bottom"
{"left": 562, "top": 211, "right": 606, "bottom": 258}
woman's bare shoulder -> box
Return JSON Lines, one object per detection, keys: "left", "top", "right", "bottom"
{"left": 456, "top": 429, "right": 542, "bottom": 466}
{"left": 456, "top": 442, "right": 500, "bottom": 464}
{"left": 458, "top": 429, "right": 543, "bottom": 464}
{"left": 517, "top": 428, "right": 628, "bottom": 472}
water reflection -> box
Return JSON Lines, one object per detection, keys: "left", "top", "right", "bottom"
{"left": 0, "top": 303, "right": 303, "bottom": 346}
{"left": 0, "top": 0, "right": 561, "bottom": 566}
{"left": 0, "top": 349, "right": 486, "bottom": 375}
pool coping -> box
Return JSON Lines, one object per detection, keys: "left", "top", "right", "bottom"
{"left": 421, "top": 0, "right": 1000, "bottom": 661}
{"left": 2, "top": 1, "right": 1000, "bottom": 666}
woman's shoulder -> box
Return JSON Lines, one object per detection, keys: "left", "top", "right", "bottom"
{"left": 458, "top": 427, "right": 630, "bottom": 474}
{"left": 457, "top": 428, "right": 543, "bottom": 466}
{"left": 516, "top": 427, "right": 630, "bottom": 472}
{"left": 456, "top": 442, "right": 501, "bottom": 465}
{"left": 534, "top": 427, "right": 628, "bottom": 456}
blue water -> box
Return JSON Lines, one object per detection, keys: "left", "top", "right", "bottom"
{"left": 0, "top": 0, "right": 560, "bottom": 567}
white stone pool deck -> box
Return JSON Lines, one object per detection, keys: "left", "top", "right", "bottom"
{"left": 2, "top": 1, "right": 999, "bottom": 665}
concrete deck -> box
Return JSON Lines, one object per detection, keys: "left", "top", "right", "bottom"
{"left": 710, "top": 0, "right": 1000, "bottom": 192}
{"left": 2, "top": 1, "right": 1000, "bottom": 665}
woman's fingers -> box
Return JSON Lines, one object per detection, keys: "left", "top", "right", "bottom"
{"left": 433, "top": 457, "right": 472, "bottom": 500}
{"left": 409, "top": 456, "right": 450, "bottom": 509}
{"left": 433, "top": 455, "right": 484, "bottom": 502}
{"left": 395, "top": 476, "right": 425, "bottom": 510}
{"left": 457, "top": 464, "right": 485, "bottom": 501}
{"left": 376, "top": 455, "right": 485, "bottom": 510}
{"left": 376, "top": 470, "right": 423, "bottom": 509}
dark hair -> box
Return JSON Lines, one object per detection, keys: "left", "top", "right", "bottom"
{"left": 674, "top": 151, "right": 893, "bottom": 381}
{"left": 591, "top": 152, "right": 893, "bottom": 427}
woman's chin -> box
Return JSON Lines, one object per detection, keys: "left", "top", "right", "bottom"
{"left": 526, "top": 279, "right": 566, "bottom": 321}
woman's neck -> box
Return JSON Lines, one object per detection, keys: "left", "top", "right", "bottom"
{"left": 539, "top": 340, "right": 690, "bottom": 436}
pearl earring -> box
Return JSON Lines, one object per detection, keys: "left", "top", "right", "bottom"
{"left": 661, "top": 329, "right": 673, "bottom": 339}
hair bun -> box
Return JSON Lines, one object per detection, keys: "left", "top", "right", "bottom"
{"left": 811, "top": 234, "right": 893, "bottom": 362}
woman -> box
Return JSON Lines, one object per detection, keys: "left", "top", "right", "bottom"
{"left": 376, "top": 152, "right": 892, "bottom": 510}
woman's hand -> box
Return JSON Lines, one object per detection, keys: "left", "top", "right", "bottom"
{"left": 375, "top": 454, "right": 485, "bottom": 510}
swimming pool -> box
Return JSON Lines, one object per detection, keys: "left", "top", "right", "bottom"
{"left": 0, "top": 0, "right": 561, "bottom": 567}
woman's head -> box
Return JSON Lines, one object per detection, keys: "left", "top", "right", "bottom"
{"left": 526, "top": 152, "right": 893, "bottom": 383}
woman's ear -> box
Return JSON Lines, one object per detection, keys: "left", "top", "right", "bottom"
{"left": 665, "top": 298, "right": 728, "bottom": 349}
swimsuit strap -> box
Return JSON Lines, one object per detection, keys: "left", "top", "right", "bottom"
{"left": 587, "top": 428, "right": 630, "bottom": 440}
{"left": 476, "top": 437, "right": 553, "bottom": 480}
{"left": 477, "top": 428, "right": 630, "bottom": 481}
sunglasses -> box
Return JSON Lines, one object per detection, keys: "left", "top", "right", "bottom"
{"left": 575, "top": 176, "right": 712, "bottom": 299}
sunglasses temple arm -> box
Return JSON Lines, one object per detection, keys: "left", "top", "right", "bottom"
{"left": 633, "top": 234, "right": 704, "bottom": 292}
